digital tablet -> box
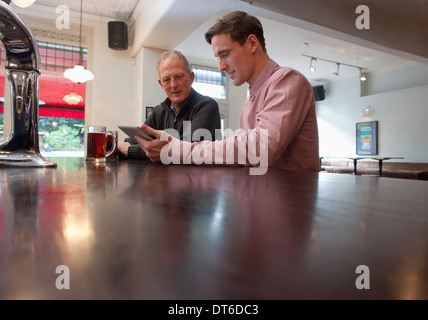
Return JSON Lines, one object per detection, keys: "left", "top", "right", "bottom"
{"left": 118, "top": 125, "right": 154, "bottom": 141}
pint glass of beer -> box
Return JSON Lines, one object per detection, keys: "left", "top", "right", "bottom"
{"left": 86, "top": 126, "right": 116, "bottom": 162}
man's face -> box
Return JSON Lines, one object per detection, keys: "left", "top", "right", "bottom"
{"left": 158, "top": 56, "right": 194, "bottom": 109}
{"left": 211, "top": 33, "right": 254, "bottom": 86}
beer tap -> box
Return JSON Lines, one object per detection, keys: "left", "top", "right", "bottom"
{"left": 0, "top": 1, "right": 56, "bottom": 167}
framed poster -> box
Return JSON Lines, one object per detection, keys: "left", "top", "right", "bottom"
{"left": 356, "top": 121, "right": 378, "bottom": 155}
{"left": 145, "top": 106, "right": 154, "bottom": 120}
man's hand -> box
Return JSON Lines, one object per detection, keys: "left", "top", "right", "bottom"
{"left": 134, "top": 124, "right": 172, "bottom": 163}
{"left": 117, "top": 141, "right": 131, "bottom": 157}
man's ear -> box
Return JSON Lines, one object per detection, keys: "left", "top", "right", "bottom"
{"left": 189, "top": 71, "right": 195, "bottom": 84}
{"left": 247, "top": 34, "right": 258, "bottom": 54}
{"left": 158, "top": 79, "right": 163, "bottom": 87}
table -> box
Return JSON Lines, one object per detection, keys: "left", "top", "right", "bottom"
{"left": 371, "top": 157, "right": 405, "bottom": 176}
{"left": 1, "top": 157, "right": 428, "bottom": 300}
{"left": 346, "top": 157, "right": 405, "bottom": 176}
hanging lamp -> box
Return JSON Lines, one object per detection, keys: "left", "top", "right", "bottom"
{"left": 12, "top": 0, "right": 36, "bottom": 8}
{"left": 63, "top": 92, "right": 84, "bottom": 105}
{"left": 64, "top": 0, "right": 94, "bottom": 84}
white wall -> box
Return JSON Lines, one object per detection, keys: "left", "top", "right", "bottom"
{"left": 140, "top": 47, "right": 166, "bottom": 121}
{"left": 88, "top": 20, "right": 141, "bottom": 143}
{"left": 317, "top": 65, "right": 428, "bottom": 162}
{"left": 228, "top": 83, "right": 248, "bottom": 131}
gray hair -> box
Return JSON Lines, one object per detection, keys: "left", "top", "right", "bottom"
{"left": 156, "top": 50, "right": 192, "bottom": 74}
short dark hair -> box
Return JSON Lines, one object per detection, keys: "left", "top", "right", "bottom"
{"left": 204, "top": 11, "right": 266, "bottom": 52}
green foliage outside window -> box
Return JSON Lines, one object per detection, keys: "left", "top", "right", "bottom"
{"left": 39, "top": 116, "right": 84, "bottom": 151}
{"left": 0, "top": 115, "right": 84, "bottom": 151}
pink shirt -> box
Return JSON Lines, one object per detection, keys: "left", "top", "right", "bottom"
{"left": 166, "top": 60, "right": 320, "bottom": 174}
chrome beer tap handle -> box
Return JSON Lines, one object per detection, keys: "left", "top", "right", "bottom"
{"left": 0, "top": 1, "right": 56, "bottom": 167}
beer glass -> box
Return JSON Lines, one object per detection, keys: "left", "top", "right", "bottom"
{"left": 106, "top": 130, "right": 119, "bottom": 160}
{"left": 86, "top": 126, "right": 116, "bottom": 162}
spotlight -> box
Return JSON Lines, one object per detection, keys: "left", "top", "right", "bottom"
{"left": 333, "top": 63, "right": 340, "bottom": 76}
{"left": 363, "top": 106, "right": 371, "bottom": 116}
{"left": 302, "top": 50, "right": 367, "bottom": 80}
{"left": 360, "top": 69, "right": 367, "bottom": 81}
{"left": 309, "top": 58, "right": 316, "bottom": 72}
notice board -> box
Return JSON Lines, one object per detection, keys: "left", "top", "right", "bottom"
{"left": 356, "top": 121, "right": 378, "bottom": 155}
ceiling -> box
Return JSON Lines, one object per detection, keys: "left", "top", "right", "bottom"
{"left": 9, "top": 0, "right": 428, "bottom": 84}
{"left": 12, "top": 0, "right": 140, "bottom": 21}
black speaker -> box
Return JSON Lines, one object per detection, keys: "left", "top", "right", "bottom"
{"left": 108, "top": 21, "right": 128, "bottom": 50}
{"left": 313, "top": 85, "right": 325, "bottom": 101}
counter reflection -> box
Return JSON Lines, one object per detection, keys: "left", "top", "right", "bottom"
{"left": 124, "top": 165, "right": 319, "bottom": 298}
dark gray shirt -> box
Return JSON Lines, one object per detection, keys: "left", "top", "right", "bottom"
{"left": 125, "top": 88, "right": 221, "bottom": 159}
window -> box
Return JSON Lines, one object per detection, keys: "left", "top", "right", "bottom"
{"left": 0, "top": 41, "right": 87, "bottom": 156}
{"left": 192, "top": 65, "right": 228, "bottom": 138}
{"left": 192, "top": 65, "right": 226, "bottom": 100}
{"left": 38, "top": 41, "right": 88, "bottom": 72}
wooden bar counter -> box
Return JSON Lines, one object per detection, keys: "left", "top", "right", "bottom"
{"left": 1, "top": 157, "right": 428, "bottom": 300}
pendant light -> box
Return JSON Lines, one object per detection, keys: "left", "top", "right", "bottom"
{"left": 63, "top": 92, "right": 84, "bottom": 105}
{"left": 12, "top": 0, "right": 36, "bottom": 8}
{"left": 64, "top": 0, "right": 94, "bottom": 84}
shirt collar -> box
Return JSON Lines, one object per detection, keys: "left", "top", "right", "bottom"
{"left": 248, "top": 59, "right": 278, "bottom": 99}
{"left": 170, "top": 101, "right": 178, "bottom": 117}
{"left": 165, "top": 87, "right": 196, "bottom": 116}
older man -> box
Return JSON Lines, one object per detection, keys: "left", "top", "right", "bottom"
{"left": 118, "top": 50, "right": 221, "bottom": 159}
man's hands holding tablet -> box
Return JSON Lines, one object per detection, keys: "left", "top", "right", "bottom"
{"left": 119, "top": 125, "right": 172, "bottom": 163}
{"left": 118, "top": 125, "right": 154, "bottom": 141}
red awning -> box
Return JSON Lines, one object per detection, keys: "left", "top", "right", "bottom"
{"left": 0, "top": 70, "right": 85, "bottom": 119}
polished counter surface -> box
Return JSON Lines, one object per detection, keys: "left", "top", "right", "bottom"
{"left": 1, "top": 157, "right": 428, "bottom": 299}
